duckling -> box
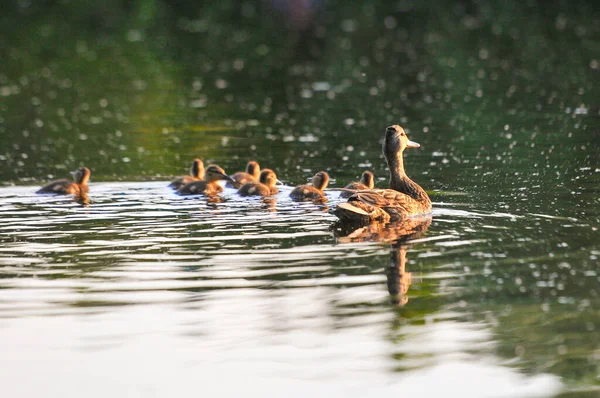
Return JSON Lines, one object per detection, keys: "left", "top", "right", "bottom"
{"left": 238, "top": 169, "right": 279, "bottom": 197}
{"left": 339, "top": 171, "right": 375, "bottom": 198}
{"left": 177, "top": 165, "right": 234, "bottom": 195}
{"left": 36, "top": 167, "right": 91, "bottom": 195}
{"left": 226, "top": 160, "right": 260, "bottom": 188}
{"left": 334, "top": 125, "right": 431, "bottom": 223}
{"left": 290, "top": 171, "right": 330, "bottom": 202}
{"left": 169, "top": 158, "right": 205, "bottom": 190}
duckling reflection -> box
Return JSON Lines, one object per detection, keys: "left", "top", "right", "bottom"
{"left": 290, "top": 171, "right": 329, "bottom": 203}
{"left": 227, "top": 160, "right": 261, "bottom": 189}
{"left": 333, "top": 216, "right": 431, "bottom": 305}
{"left": 74, "top": 192, "right": 90, "bottom": 206}
{"left": 37, "top": 167, "right": 91, "bottom": 195}
{"left": 169, "top": 158, "right": 205, "bottom": 190}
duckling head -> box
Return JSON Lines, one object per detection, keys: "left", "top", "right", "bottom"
{"left": 191, "top": 158, "right": 205, "bottom": 179}
{"left": 205, "top": 165, "right": 234, "bottom": 182}
{"left": 312, "top": 171, "right": 330, "bottom": 191}
{"left": 246, "top": 161, "right": 261, "bottom": 179}
{"left": 382, "top": 125, "right": 420, "bottom": 161}
{"left": 70, "top": 167, "right": 91, "bottom": 184}
{"left": 360, "top": 171, "right": 375, "bottom": 189}
{"left": 259, "top": 169, "right": 277, "bottom": 187}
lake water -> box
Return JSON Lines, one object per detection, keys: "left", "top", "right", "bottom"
{"left": 1, "top": 1, "right": 599, "bottom": 397}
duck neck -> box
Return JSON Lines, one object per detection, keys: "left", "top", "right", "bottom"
{"left": 388, "top": 152, "right": 407, "bottom": 189}
{"left": 388, "top": 152, "right": 431, "bottom": 206}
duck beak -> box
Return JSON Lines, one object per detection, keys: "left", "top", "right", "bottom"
{"left": 69, "top": 170, "right": 77, "bottom": 176}
{"left": 406, "top": 139, "right": 420, "bottom": 148}
{"left": 275, "top": 179, "right": 284, "bottom": 186}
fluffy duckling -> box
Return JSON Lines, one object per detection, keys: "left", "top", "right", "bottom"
{"left": 290, "top": 171, "right": 330, "bottom": 202}
{"left": 178, "top": 165, "right": 233, "bottom": 195}
{"left": 227, "top": 160, "right": 260, "bottom": 188}
{"left": 339, "top": 171, "right": 375, "bottom": 198}
{"left": 238, "top": 169, "right": 279, "bottom": 197}
{"left": 169, "top": 158, "right": 205, "bottom": 190}
{"left": 36, "top": 167, "right": 91, "bottom": 195}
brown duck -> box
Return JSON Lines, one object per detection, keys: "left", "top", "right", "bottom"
{"left": 36, "top": 167, "right": 91, "bottom": 195}
{"left": 334, "top": 125, "right": 431, "bottom": 223}
{"left": 290, "top": 171, "right": 330, "bottom": 202}
{"left": 238, "top": 169, "right": 279, "bottom": 197}
{"left": 169, "top": 158, "right": 205, "bottom": 190}
{"left": 339, "top": 171, "right": 375, "bottom": 198}
{"left": 227, "top": 160, "right": 260, "bottom": 189}
{"left": 177, "top": 165, "right": 233, "bottom": 195}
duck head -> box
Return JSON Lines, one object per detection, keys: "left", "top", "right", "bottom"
{"left": 246, "top": 161, "right": 261, "bottom": 179}
{"left": 382, "top": 125, "right": 420, "bottom": 161}
{"left": 190, "top": 158, "right": 205, "bottom": 179}
{"left": 360, "top": 171, "right": 375, "bottom": 189}
{"left": 205, "top": 165, "right": 234, "bottom": 182}
{"left": 70, "top": 167, "right": 91, "bottom": 185}
{"left": 312, "top": 171, "right": 330, "bottom": 191}
{"left": 259, "top": 169, "right": 278, "bottom": 187}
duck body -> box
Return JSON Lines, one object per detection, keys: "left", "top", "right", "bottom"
{"left": 227, "top": 161, "right": 260, "bottom": 189}
{"left": 178, "top": 165, "right": 233, "bottom": 196}
{"left": 334, "top": 125, "right": 431, "bottom": 223}
{"left": 169, "top": 158, "right": 205, "bottom": 190}
{"left": 339, "top": 171, "right": 375, "bottom": 198}
{"left": 37, "top": 167, "right": 90, "bottom": 195}
{"left": 290, "top": 171, "right": 330, "bottom": 202}
{"left": 238, "top": 169, "right": 279, "bottom": 197}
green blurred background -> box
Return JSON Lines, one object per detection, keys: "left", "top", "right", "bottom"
{"left": 0, "top": 0, "right": 598, "bottom": 192}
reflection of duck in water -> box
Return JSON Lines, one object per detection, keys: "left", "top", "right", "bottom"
{"left": 177, "top": 165, "right": 234, "bottom": 195}
{"left": 238, "top": 169, "right": 279, "bottom": 197}
{"left": 227, "top": 160, "right": 261, "bottom": 189}
{"left": 339, "top": 171, "right": 375, "bottom": 198}
{"left": 290, "top": 171, "right": 329, "bottom": 202}
{"left": 333, "top": 216, "right": 431, "bottom": 306}
{"left": 74, "top": 192, "right": 90, "bottom": 206}
{"left": 335, "top": 125, "right": 431, "bottom": 223}
{"left": 37, "top": 167, "right": 91, "bottom": 195}
{"left": 169, "top": 158, "right": 204, "bottom": 190}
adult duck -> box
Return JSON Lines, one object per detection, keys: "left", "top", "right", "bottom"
{"left": 290, "top": 171, "right": 330, "bottom": 202}
{"left": 334, "top": 125, "right": 431, "bottom": 223}
{"left": 238, "top": 169, "right": 279, "bottom": 197}
{"left": 227, "top": 160, "right": 260, "bottom": 188}
{"left": 178, "top": 165, "right": 234, "bottom": 195}
{"left": 339, "top": 171, "right": 375, "bottom": 198}
{"left": 36, "top": 167, "right": 91, "bottom": 195}
{"left": 169, "top": 158, "right": 204, "bottom": 190}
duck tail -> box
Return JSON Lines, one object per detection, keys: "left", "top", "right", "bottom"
{"left": 334, "top": 202, "right": 390, "bottom": 224}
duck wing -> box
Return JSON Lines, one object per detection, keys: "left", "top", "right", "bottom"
{"left": 335, "top": 189, "right": 421, "bottom": 223}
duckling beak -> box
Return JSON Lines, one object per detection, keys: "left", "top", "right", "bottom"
{"left": 69, "top": 170, "right": 77, "bottom": 176}
{"left": 220, "top": 173, "right": 234, "bottom": 182}
{"left": 406, "top": 139, "right": 420, "bottom": 148}
{"left": 275, "top": 179, "right": 284, "bottom": 186}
